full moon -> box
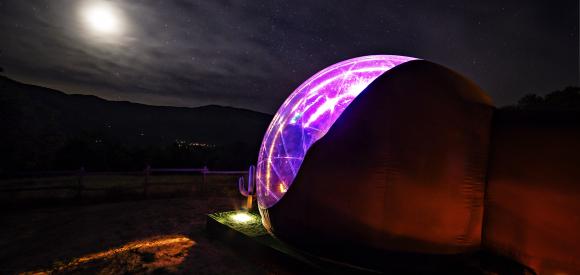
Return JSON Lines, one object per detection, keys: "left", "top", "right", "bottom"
{"left": 82, "top": 2, "right": 123, "bottom": 35}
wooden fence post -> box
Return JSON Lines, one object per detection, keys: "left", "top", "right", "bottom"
{"left": 201, "top": 166, "right": 208, "bottom": 195}
{"left": 76, "top": 166, "right": 85, "bottom": 199}
{"left": 143, "top": 164, "right": 151, "bottom": 197}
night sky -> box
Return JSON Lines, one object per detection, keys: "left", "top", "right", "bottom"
{"left": 0, "top": 0, "right": 577, "bottom": 113}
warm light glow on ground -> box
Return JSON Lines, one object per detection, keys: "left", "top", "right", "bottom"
{"left": 25, "top": 235, "right": 194, "bottom": 274}
{"left": 230, "top": 212, "right": 254, "bottom": 223}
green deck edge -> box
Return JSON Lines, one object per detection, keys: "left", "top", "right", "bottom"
{"left": 205, "top": 210, "right": 381, "bottom": 274}
{"left": 206, "top": 211, "right": 321, "bottom": 269}
{"left": 207, "top": 211, "right": 267, "bottom": 237}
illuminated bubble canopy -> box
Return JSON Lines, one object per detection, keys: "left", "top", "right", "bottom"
{"left": 256, "top": 55, "right": 416, "bottom": 208}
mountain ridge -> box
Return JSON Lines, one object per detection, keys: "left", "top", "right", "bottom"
{"left": 0, "top": 75, "right": 273, "bottom": 172}
{"left": 0, "top": 75, "right": 272, "bottom": 116}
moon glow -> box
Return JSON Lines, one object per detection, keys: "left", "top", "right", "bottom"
{"left": 82, "top": 2, "right": 123, "bottom": 35}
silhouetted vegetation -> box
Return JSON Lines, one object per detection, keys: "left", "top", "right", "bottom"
{"left": 0, "top": 76, "right": 271, "bottom": 173}
{"left": 506, "top": 86, "right": 580, "bottom": 111}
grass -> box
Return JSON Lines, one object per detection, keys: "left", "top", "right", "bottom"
{"left": 0, "top": 176, "right": 294, "bottom": 274}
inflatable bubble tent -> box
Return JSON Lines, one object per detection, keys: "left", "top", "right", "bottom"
{"left": 250, "top": 54, "right": 580, "bottom": 274}
{"left": 248, "top": 53, "right": 580, "bottom": 275}
{"left": 256, "top": 55, "right": 416, "bottom": 209}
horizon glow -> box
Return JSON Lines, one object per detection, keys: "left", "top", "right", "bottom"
{"left": 256, "top": 55, "right": 416, "bottom": 209}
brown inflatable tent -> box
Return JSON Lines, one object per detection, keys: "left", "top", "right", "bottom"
{"left": 485, "top": 109, "right": 580, "bottom": 274}
{"left": 256, "top": 58, "right": 580, "bottom": 273}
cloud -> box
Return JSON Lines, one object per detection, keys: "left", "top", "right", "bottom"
{"left": 0, "top": 0, "right": 577, "bottom": 113}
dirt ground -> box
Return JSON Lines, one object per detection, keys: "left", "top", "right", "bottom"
{"left": 0, "top": 194, "right": 292, "bottom": 274}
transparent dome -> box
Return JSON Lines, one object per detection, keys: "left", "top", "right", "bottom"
{"left": 256, "top": 55, "right": 416, "bottom": 208}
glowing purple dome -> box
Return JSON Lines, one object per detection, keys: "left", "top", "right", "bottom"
{"left": 256, "top": 55, "right": 417, "bottom": 208}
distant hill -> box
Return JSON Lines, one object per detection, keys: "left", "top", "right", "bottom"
{"left": 0, "top": 76, "right": 272, "bottom": 172}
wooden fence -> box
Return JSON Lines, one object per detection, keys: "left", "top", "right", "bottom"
{"left": 0, "top": 166, "right": 249, "bottom": 199}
